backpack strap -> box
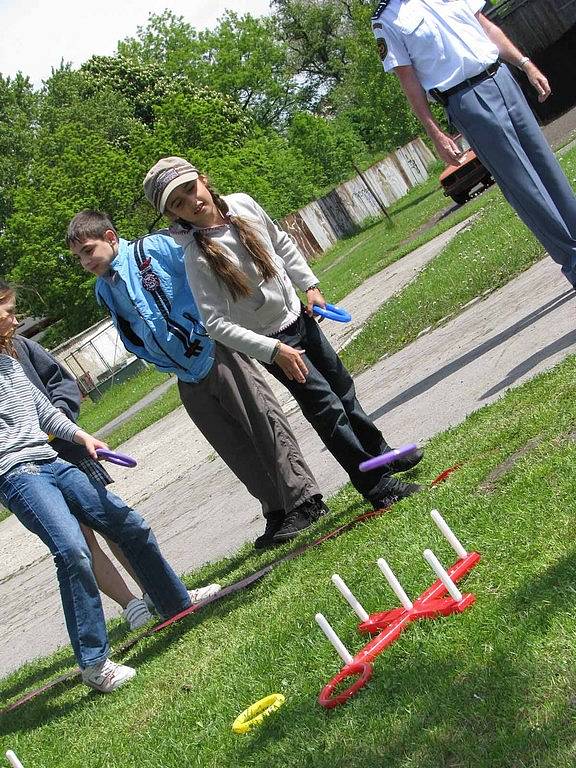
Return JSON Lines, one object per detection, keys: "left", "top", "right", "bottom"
{"left": 133, "top": 236, "right": 207, "bottom": 359}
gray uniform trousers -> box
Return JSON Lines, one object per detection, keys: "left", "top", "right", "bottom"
{"left": 177, "top": 342, "right": 319, "bottom": 517}
{"left": 446, "top": 64, "right": 576, "bottom": 287}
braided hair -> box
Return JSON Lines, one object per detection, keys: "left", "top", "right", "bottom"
{"left": 192, "top": 185, "right": 277, "bottom": 301}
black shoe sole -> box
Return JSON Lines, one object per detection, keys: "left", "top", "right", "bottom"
{"left": 387, "top": 448, "right": 424, "bottom": 474}
{"left": 253, "top": 536, "right": 281, "bottom": 550}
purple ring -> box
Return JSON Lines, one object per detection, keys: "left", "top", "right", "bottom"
{"left": 359, "top": 443, "right": 419, "bottom": 472}
{"left": 96, "top": 449, "right": 138, "bottom": 468}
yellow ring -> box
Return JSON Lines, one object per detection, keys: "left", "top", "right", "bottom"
{"left": 232, "top": 693, "right": 286, "bottom": 734}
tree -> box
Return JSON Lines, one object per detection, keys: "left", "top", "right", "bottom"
{"left": 274, "top": 0, "right": 422, "bottom": 151}
{"left": 0, "top": 67, "right": 153, "bottom": 340}
{"left": 0, "top": 74, "right": 37, "bottom": 241}
{"left": 288, "top": 111, "right": 366, "bottom": 188}
{"left": 119, "top": 11, "right": 311, "bottom": 129}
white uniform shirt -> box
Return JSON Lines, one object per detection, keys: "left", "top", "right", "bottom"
{"left": 372, "top": 0, "right": 499, "bottom": 92}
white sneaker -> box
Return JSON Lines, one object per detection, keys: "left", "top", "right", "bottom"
{"left": 143, "top": 584, "right": 222, "bottom": 614}
{"left": 188, "top": 583, "right": 222, "bottom": 604}
{"left": 122, "top": 598, "right": 153, "bottom": 630}
{"left": 81, "top": 658, "right": 136, "bottom": 693}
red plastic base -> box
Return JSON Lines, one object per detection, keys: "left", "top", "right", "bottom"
{"left": 318, "top": 552, "right": 480, "bottom": 708}
{"left": 317, "top": 662, "right": 373, "bottom": 709}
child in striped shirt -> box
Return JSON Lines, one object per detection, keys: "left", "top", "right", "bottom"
{"left": 0, "top": 353, "right": 219, "bottom": 693}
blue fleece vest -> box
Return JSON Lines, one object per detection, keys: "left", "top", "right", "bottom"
{"left": 95, "top": 233, "right": 215, "bottom": 383}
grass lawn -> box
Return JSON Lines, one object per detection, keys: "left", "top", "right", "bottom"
{"left": 77, "top": 366, "right": 172, "bottom": 435}
{"left": 2, "top": 353, "right": 576, "bottom": 767}
{"left": 337, "top": 145, "right": 576, "bottom": 373}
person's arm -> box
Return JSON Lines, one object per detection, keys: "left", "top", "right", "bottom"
{"left": 29, "top": 382, "right": 108, "bottom": 459}
{"left": 243, "top": 195, "right": 328, "bottom": 317}
{"left": 185, "top": 255, "right": 309, "bottom": 383}
{"left": 395, "top": 65, "right": 463, "bottom": 165}
{"left": 476, "top": 13, "right": 551, "bottom": 102}
{"left": 19, "top": 338, "right": 81, "bottom": 421}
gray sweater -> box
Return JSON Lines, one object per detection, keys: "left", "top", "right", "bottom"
{"left": 170, "top": 193, "right": 319, "bottom": 364}
{"left": 0, "top": 355, "right": 79, "bottom": 477}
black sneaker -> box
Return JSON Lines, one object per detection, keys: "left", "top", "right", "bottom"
{"left": 254, "top": 510, "right": 286, "bottom": 550}
{"left": 371, "top": 476, "right": 422, "bottom": 510}
{"left": 272, "top": 498, "right": 326, "bottom": 543}
{"left": 386, "top": 447, "right": 424, "bottom": 474}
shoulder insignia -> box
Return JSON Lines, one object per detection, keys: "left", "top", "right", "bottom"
{"left": 375, "top": 36, "right": 388, "bottom": 61}
{"left": 371, "top": 0, "right": 392, "bottom": 21}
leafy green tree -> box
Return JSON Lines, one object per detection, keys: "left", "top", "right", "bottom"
{"left": 272, "top": 0, "right": 353, "bottom": 91}
{"left": 118, "top": 10, "right": 203, "bottom": 74}
{"left": 200, "top": 132, "right": 319, "bottom": 219}
{"left": 0, "top": 74, "right": 37, "bottom": 241}
{"left": 0, "top": 67, "right": 153, "bottom": 339}
{"left": 288, "top": 111, "right": 366, "bottom": 188}
{"left": 119, "top": 11, "right": 310, "bottom": 129}
{"left": 274, "top": 0, "right": 422, "bottom": 151}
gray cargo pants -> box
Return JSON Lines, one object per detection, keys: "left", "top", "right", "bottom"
{"left": 178, "top": 343, "right": 320, "bottom": 517}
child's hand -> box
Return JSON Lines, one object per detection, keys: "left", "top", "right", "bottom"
{"left": 274, "top": 343, "right": 308, "bottom": 384}
{"left": 305, "top": 287, "right": 326, "bottom": 320}
{"left": 74, "top": 430, "right": 109, "bottom": 460}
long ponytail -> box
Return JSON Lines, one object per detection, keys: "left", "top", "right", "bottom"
{"left": 193, "top": 185, "right": 277, "bottom": 301}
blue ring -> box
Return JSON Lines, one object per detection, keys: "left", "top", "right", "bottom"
{"left": 312, "top": 303, "right": 352, "bottom": 323}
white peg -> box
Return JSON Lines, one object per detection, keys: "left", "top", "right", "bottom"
{"left": 430, "top": 509, "right": 467, "bottom": 559}
{"left": 377, "top": 558, "right": 413, "bottom": 609}
{"left": 423, "top": 549, "right": 462, "bottom": 601}
{"left": 6, "top": 751, "right": 25, "bottom": 768}
{"left": 331, "top": 574, "right": 370, "bottom": 621}
{"left": 315, "top": 613, "right": 354, "bottom": 664}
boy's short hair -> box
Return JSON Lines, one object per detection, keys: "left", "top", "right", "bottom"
{"left": 66, "top": 210, "right": 118, "bottom": 246}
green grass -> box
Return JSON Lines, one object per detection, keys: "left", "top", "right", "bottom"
{"left": 2, "top": 353, "right": 576, "bottom": 767}
{"left": 77, "top": 366, "right": 172, "bottom": 435}
{"left": 311, "top": 163, "right": 465, "bottom": 303}
{"left": 102, "top": 383, "right": 182, "bottom": 449}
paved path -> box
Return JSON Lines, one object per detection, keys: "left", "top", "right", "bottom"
{"left": 1, "top": 217, "right": 575, "bottom": 679}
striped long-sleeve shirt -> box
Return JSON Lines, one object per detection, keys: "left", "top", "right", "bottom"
{"left": 0, "top": 354, "right": 79, "bottom": 477}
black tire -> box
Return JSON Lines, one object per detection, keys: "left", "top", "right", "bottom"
{"left": 450, "top": 192, "right": 469, "bottom": 205}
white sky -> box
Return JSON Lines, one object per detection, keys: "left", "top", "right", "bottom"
{"left": 0, "top": 0, "right": 272, "bottom": 87}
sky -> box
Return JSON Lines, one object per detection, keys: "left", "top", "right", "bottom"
{"left": 0, "top": 0, "right": 272, "bottom": 87}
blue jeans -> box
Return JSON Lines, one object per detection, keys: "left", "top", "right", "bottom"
{"left": 0, "top": 458, "right": 190, "bottom": 669}
{"left": 264, "top": 308, "right": 394, "bottom": 504}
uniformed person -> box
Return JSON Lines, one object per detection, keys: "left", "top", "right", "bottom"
{"left": 372, "top": 0, "right": 576, "bottom": 288}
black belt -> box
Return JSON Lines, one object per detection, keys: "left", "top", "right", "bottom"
{"left": 429, "top": 61, "right": 501, "bottom": 106}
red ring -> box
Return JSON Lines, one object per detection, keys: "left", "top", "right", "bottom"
{"left": 318, "top": 661, "right": 373, "bottom": 709}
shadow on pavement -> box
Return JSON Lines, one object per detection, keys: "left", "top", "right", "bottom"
{"left": 368, "top": 288, "right": 575, "bottom": 422}
{"left": 481, "top": 328, "right": 576, "bottom": 400}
